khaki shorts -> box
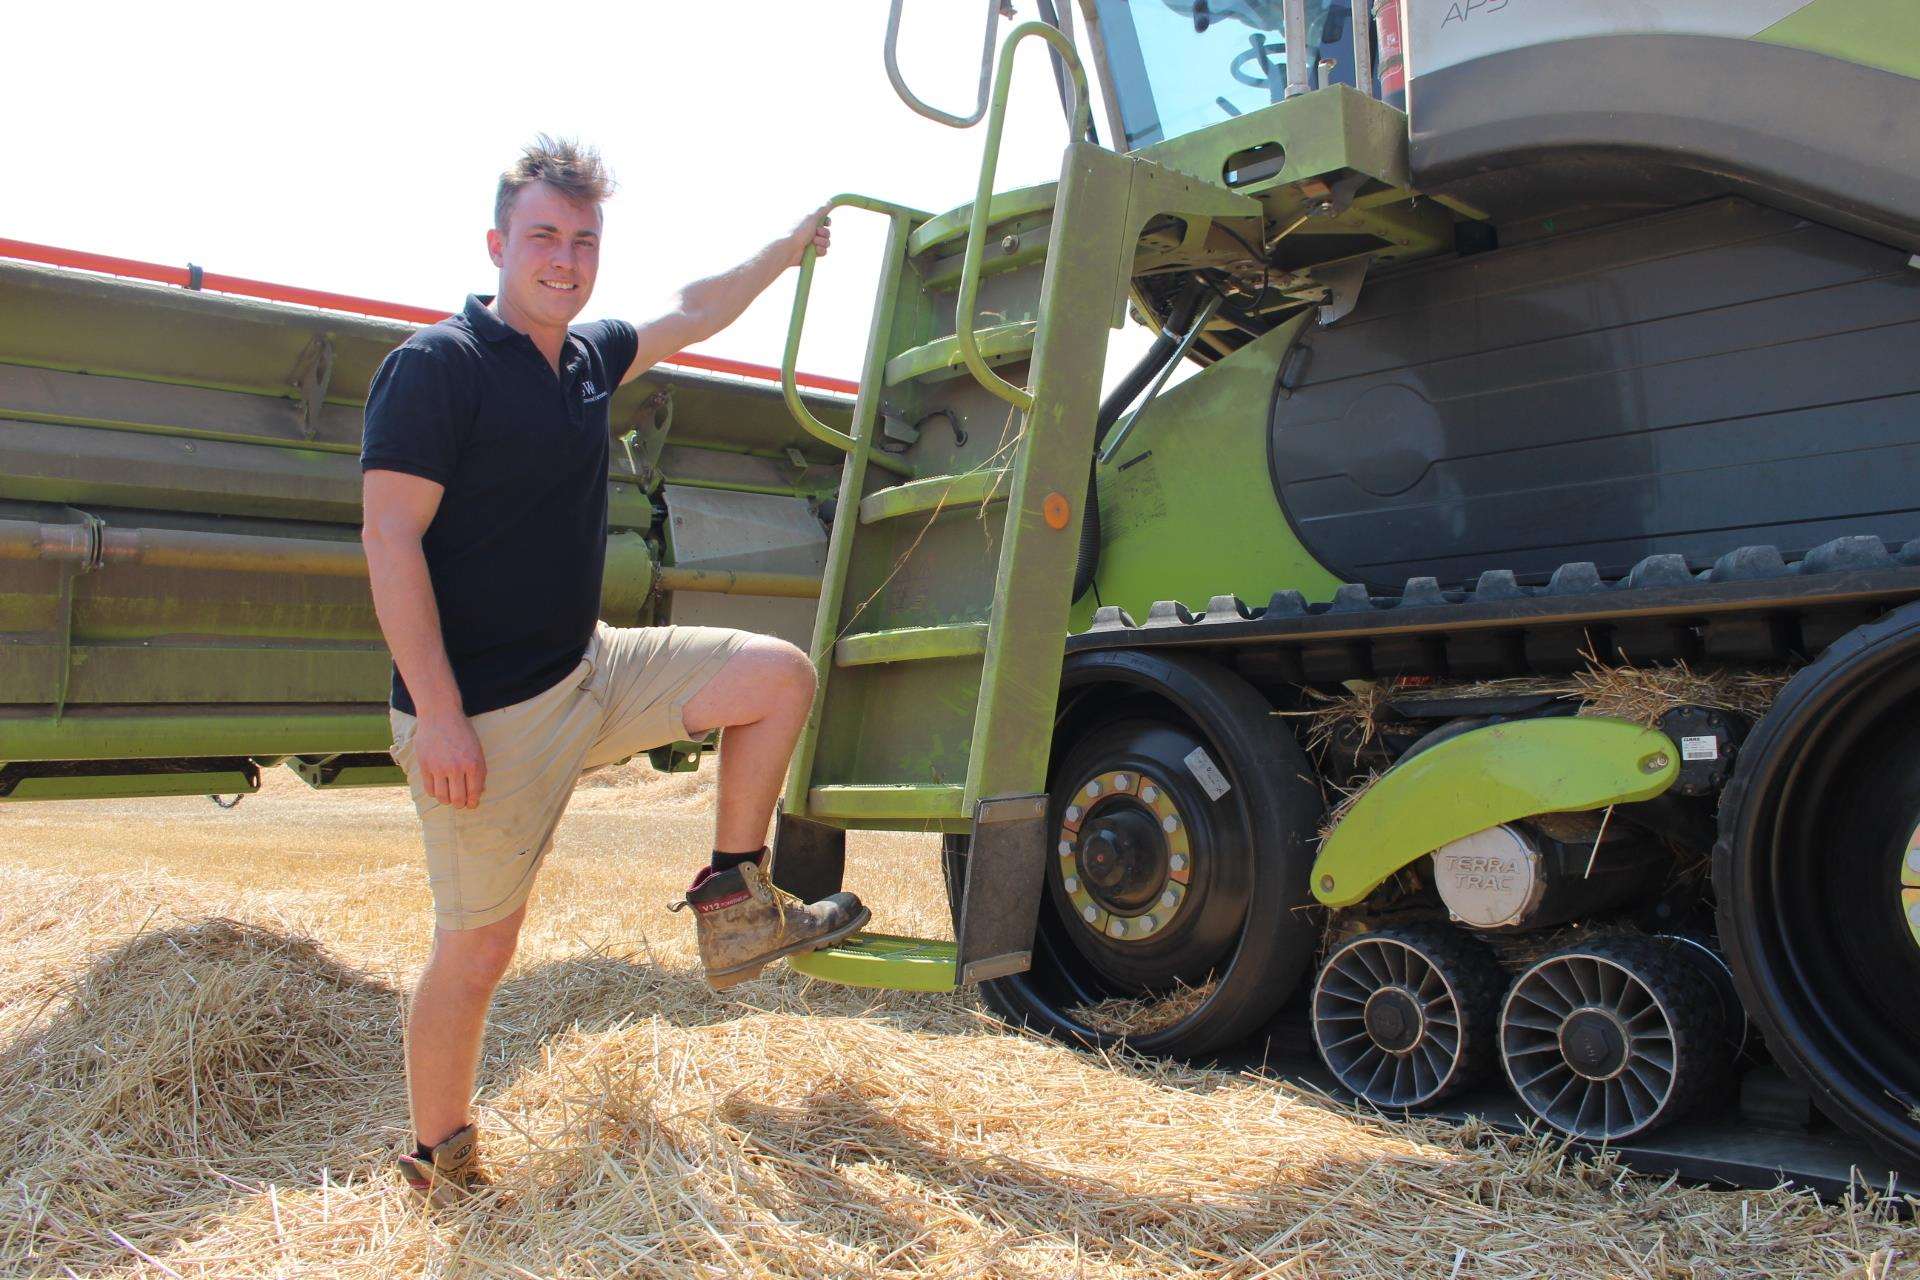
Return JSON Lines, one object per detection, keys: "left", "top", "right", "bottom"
{"left": 390, "top": 622, "right": 751, "bottom": 931}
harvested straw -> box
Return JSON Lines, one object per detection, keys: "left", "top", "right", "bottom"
{"left": 0, "top": 770, "right": 1909, "bottom": 1277}
{"left": 1074, "top": 979, "right": 1219, "bottom": 1038}
{"left": 1292, "top": 657, "right": 1798, "bottom": 759}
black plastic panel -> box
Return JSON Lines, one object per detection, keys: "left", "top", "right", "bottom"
{"left": 1269, "top": 200, "right": 1920, "bottom": 590}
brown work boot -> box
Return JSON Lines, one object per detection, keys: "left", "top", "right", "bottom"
{"left": 674, "top": 859, "right": 869, "bottom": 989}
{"left": 396, "top": 1122, "right": 485, "bottom": 1207}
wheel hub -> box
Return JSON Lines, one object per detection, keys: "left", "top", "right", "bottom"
{"left": 1559, "top": 1008, "right": 1630, "bottom": 1081}
{"left": 1362, "top": 986, "right": 1425, "bottom": 1054}
{"left": 1058, "top": 770, "right": 1191, "bottom": 943}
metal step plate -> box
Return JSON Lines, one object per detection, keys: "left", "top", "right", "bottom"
{"left": 788, "top": 933, "right": 957, "bottom": 992}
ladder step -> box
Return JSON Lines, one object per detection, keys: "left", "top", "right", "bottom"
{"left": 883, "top": 321, "right": 1037, "bottom": 387}
{"left": 906, "top": 183, "right": 1057, "bottom": 258}
{"left": 859, "top": 468, "right": 1009, "bottom": 525}
{"left": 835, "top": 622, "right": 989, "bottom": 668}
{"left": 808, "top": 784, "right": 966, "bottom": 821}
{"left": 787, "top": 932, "right": 958, "bottom": 992}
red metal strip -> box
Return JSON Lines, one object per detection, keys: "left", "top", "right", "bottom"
{"left": 0, "top": 237, "right": 860, "bottom": 395}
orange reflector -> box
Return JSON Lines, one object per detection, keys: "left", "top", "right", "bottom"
{"left": 1043, "top": 492, "right": 1071, "bottom": 529}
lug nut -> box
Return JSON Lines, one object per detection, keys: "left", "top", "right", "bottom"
{"left": 1066, "top": 805, "right": 1081, "bottom": 822}
{"left": 1085, "top": 781, "right": 1102, "bottom": 798}
{"left": 1082, "top": 905, "right": 1099, "bottom": 923}
{"left": 1064, "top": 875, "right": 1079, "bottom": 893}
{"left": 1161, "top": 889, "right": 1178, "bottom": 908}
{"left": 1906, "top": 848, "right": 1920, "bottom": 876}
{"left": 1162, "top": 814, "right": 1180, "bottom": 832}
{"left": 1170, "top": 853, "right": 1188, "bottom": 872}
{"left": 1141, "top": 785, "right": 1158, "bottom": 803}
{"left": 1058, "top": 840, "right": 1072, "bottom": 856}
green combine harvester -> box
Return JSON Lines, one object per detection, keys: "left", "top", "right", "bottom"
{"left": 6, "top": 0, "right": 1920, "bottom": 1190}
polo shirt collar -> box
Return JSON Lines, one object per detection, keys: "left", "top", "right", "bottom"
{"left": 462, "top": 295, "right": 586, "bottom": 372}
{"left": 463, "top": 294, "right": 518, "bottom": 344}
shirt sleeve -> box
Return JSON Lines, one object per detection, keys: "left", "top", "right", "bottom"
{"left": 359, "top": 345, "right": 470, "bottom": 484}
{"left": 576, "top": 319, "right": 641, "bottom": 388}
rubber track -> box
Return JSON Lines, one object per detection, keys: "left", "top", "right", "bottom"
{"left": 1069, "top": 536, "right": 1920, "bottom": 684}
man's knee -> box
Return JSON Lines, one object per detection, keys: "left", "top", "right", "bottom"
{"left": 429, "top": 916, "right": 522, "bottom": 993}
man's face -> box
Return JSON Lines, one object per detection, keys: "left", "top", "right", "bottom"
{"left": 486, "top": 181, "right": 602, "bottom": 329}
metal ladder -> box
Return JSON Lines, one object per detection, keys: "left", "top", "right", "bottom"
{"left": 771, "top": 20, "right": 1262, "bottom": 989}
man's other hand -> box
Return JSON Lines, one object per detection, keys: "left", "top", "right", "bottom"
{"left": 783, "top": 205, "right": 832, "bottom": 267}
{"left": 416, "top": 710, "right": 488, "bottom": 809}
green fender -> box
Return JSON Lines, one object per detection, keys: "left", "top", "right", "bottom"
{"left": 1310, "top": 717, "right": 1680, "bottom": 909}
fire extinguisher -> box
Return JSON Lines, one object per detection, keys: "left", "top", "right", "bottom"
{"left": 1373, "top": 0, "right": 1406, "bottom": 109}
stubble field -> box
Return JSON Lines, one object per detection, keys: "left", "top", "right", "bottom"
{"left": 0, "top": 764, "right": 1912, "bottom": 1278}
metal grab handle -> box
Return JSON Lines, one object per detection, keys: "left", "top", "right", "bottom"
{"left": 955, "top": 21, "right": 1093, "bottom": 412}
{"left": 781, "top": 194, "right": 931, "bottom": 478}
{"left": 884, "top": 0, "right": 1007, "bottom": 129}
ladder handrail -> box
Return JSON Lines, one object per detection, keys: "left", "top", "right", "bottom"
{"left": 781, "top": 194, "right": 932, "bottom": 479}
{"left": 883, "top": 0, "right": 1007, "bottom": 129}
{"left": 954, "top": 21, "right": 1093, "bottom": 413}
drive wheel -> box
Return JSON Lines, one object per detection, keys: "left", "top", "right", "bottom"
{"left": 1312, "top": 924, "right": 1505, "bottom": 1109}
{"left": 1716, "top": 600, "right": 1920, "bottom": 1167}
{"left": 950, "top": 650, "right": 1324, "bottom": 1057}
{"left": 1500, "top": 934, "right": 1727, "bottom": 1141}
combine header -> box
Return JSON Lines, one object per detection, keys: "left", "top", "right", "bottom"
{"left": 6, "top": 0, "right": 1920, "bottom": 1190}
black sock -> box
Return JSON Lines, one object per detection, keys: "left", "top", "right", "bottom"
{"left": 415, "top": 1142, "right": 434, "bottom": 1162}
{"left": 710, "top": 847, "right": 766, "bottom": 873}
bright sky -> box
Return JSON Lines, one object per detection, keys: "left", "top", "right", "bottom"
{"left": 4, "top": 0, "right": 1157, "bottom": 383}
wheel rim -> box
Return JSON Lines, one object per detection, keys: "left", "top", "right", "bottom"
{"left": 1058, "top": 769, "right": 1191, "bottom": 944}
{"left": 1501, "top": 952, "right": 1677, "bottom": 1139}
{"left": 1313, "top": 935, "right": 1468, "bottom": 1108}
{"left": 1902, "top": 821, "right": 1920, "bottom": 955}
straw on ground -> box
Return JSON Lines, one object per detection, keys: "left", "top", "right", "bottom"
{"left": 0, "top": 764, "right": 1909, "bottom": 1278}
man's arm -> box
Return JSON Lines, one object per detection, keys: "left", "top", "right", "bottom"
{"left": 362, "top": 469, "right": 486, "bottom": 809}
{"left": 618, "top": 207, "right": 833, "bottom": 385}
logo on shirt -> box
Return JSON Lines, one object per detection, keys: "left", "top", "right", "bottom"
{"left": 580, "top": 379, "right": 599, "bottom": 398}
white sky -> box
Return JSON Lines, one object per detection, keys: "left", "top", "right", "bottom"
{"left": 4, "top": 0, "right": 1158, "bottom": 383}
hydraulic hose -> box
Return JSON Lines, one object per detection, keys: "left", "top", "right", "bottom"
{"left": 1072, "top": 285, "right": 1207, "bottom": 602}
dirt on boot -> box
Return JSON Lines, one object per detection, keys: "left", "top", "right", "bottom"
{"left": 676, "top": 860, "right": 869, "bottom": 989}
{"left": 396, "top": 1122, "right": 486, "bottom": 1207}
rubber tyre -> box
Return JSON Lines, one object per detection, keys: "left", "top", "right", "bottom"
{"left": 948, "top": 649, "right": 1325, "bottom": 1058}
{"left": 1715, "top": 600, "right": 1920, "bottom": 1169}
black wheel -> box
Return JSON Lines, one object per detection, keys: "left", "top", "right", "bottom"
{"left": 1717, "top": 600, "right": 1920, "bottom": 1167}
{"left": 951, "top": 649, "right": 1324, "bottom": 1057}
{"left": 1312, "top": 924, "right": 1505, "bottom": 1109}
{"left": 1499, "top": 934, "right": 1727, "bottom": 1141}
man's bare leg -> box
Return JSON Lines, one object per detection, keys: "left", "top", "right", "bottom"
{"left": 406, "top": 905, "right": 526, "bottom": 1149}
{"left": 681, "top": 636, "right": 818, "bottom": 853}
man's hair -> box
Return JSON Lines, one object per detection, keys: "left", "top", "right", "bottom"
{"left": 494, "top": 135, "right": 616, "bottom": 232}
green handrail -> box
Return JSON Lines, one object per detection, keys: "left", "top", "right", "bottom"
{"left": 781, "top": 194, "right": 931, "bottom": 479}
{"left": 955, "top": 22, "right": 1093, "bottom": 413}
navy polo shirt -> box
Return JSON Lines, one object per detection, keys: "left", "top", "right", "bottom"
{"left": 361, "top": 295, "right": 640, "bottom": 716}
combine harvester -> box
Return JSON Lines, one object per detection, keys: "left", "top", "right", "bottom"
{"left": 6, "top": 0, "right": 1919, "bottom": 1194}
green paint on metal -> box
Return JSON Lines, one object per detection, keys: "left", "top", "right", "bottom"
{"left": 0, "top": 709, "right": 392, "bottom": 763}
{"left": 1069, "top": 313, "right": 1344, "bottom": 630}
{"left": 1311, "top": 718, "right": 1681, "bottom": 909}
{"left": 954, "top": 21, "right": 1093, "bottom": 412}
{"left": 883, "top": 321, "right": 1038, "bottom": 387}
{"left": 1760, "top": 0, "right": 1920, "bottom": 79}
{"left": 781, "top": 194, "right": 927, "bottom": 479}
{"left": 782, "top": 210, "right": 919, "bottom": 818}
{"left": 907, "top": 184, "right": 1058, "bottom": 257}
{"left": 286, "top": 754, "right": 407, "bottom": 789}
{"left": 787, "top": 932, "right": 959, "bottom": 992}
{"left": 858, "top": 468, "right": 1010, "bottom": 525}
{"left": 835, "top": 622, "right": 990, "bottom": 668}
{"left": 807, "top": 784, "right": 967, "bottom": 821}
{"left": 0, "top": 768, "right": 261, "bottom": 802}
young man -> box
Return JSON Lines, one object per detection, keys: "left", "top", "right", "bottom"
{"left": 360, "top": 136, "right": 867, "bottom": 1201}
